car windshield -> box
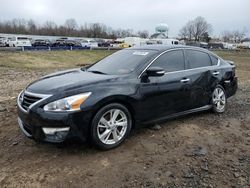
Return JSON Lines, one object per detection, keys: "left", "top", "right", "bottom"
{"left": 87, "top": 49, "right": 158, "bottom": 75}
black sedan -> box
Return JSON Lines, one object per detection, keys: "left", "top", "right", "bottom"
{"left": 32, "top": 39, "right": 51, "bottom": 47}
{"left": 17, "top": 45, "right": 237, "bottom": 149}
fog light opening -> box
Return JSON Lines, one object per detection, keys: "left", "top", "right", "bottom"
{"left": 42, "top": 127, "right": 70, "bottom": 142}
{"left": 42, "top": 127, "right": 70, "bottom": 135}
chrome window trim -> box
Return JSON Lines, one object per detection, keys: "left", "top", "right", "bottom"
{"left": 138, "top": 47, "right": 220, "bottom": 78}
{"left": 17, "top": 90, "right": 52, "bottom": 113}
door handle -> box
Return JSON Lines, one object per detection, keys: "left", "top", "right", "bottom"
{"left": 213, "top": 71, "right": 220, "bottom": 76}
{"left": 180, "top": 78, "right": 190, "bottom": 83}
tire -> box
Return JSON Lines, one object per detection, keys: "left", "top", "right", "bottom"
{"left": 212, "top": 85, "right": 227, "bottom": 113}
{"left": 91, "top": 103, "right": 132, "bottom": 150}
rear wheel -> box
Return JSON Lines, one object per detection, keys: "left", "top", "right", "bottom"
{"left": 91, "top": 103, "right": 132, "bottom": 150}
{"left": 212, "top": 85, "right": 227, "bottom": 113}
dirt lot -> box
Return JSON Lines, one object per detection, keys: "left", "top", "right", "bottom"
{"left": 0, "top": 50, "right": 249, "bottom": 188}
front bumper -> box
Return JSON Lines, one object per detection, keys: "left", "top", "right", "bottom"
{"left": 17, "top": 100, "right": 93, "bottom": 143}
{"left": 18, "top": 118, "right": 70, "bottom": 142}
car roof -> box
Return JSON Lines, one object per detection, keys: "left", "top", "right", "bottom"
{"left": 129, "top": 45, "right": 207, "bottom": 52}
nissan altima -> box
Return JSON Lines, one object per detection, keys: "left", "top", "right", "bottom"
{"left": 17, "top": 45, "right": 237, "bottom": 150}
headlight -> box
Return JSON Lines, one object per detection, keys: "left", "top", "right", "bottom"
{"left": 18, "top": 90, "right": 24, "bottom": 104}
{"left": 44, "top": 92, "right": 91, "bottom": 112}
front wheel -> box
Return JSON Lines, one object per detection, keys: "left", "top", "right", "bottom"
{"left": 212, "top": 85, "right": 227, "bottom": 113}
{"left": 91, "top": 103, "right": 132, "bottom": 150}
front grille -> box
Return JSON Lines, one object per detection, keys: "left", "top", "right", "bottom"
{"left": 21, "top": 93, "right": 42, "bottom": 111}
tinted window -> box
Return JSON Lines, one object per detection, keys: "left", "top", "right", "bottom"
{"left": 150, "top": 50, "right": 185, "bottom": 72}
{"left": 210, "top": 55, "right": 219, "bottom": 65}
{"left": 17, "top": 37, "right": 28, "bottom": 40}
{"left": 88, "top": 49, "right": 158, "bottom": 75}
{"left": 186, "top": 50, "right": 212, "bottom": 69}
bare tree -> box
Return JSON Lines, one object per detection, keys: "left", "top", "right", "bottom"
{"left": 137, "top": 30, "right": 149, "bottom": 38}
{"left": 221, "top": 30, "right": 233, "bottom": 42}
{"left": 65, "top": 19, "right": 77, "bottom": 29}
{"left": 192, "top": 17, "right": 212, "bottom": 41}
{"left": 27, "top": 19, "right": 37, "bottom": 34}
{"left": 179, "top": 16, "right": 212, "bottom": 41}
{"left": 221, "top": 28, "right": 248, "bottom": 42}
{"left": 179, "top": 20, "right": 194, "bottom": 40}
{"left": 43, "top": 21, "right": 57, "bottom": 35}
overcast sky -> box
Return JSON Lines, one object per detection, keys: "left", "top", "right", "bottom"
{"left": 1, "top": 0, "right": 250, "bottom": 37}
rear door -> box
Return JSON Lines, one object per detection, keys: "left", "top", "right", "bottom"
{"left": 184, "top": 49, "right": 217, "bottom": 109}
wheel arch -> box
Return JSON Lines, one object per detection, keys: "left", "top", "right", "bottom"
{"left": 91, "top": 95, "right": 137, "bottom": 129}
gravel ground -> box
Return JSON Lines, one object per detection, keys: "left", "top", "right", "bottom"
{"left": 0, "top": 53, "right": 250, "bottom": 187}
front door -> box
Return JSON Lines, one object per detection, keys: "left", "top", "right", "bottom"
{"left": 147, "top": 49, "right": 191, "bottom": 118}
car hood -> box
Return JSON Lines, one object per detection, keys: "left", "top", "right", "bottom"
{"left": 26, "top": 68, "right": 120, "bottom": 94}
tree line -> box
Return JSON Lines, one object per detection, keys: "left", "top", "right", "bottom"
{"left": 1, "top": 17, "right": 247, "bottom": 42}
{"left": 178, "top": 16, "right": 248, "bottom": 43}
{"left": 0, "top": 18, "right": 149, "bottom": 39}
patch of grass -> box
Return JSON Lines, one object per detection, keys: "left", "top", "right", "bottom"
{"left": 0, "top": 50, "right": 115, "bottom": 70}
{"left": 213, "top": 50, "right": 250, "bottom": 83}
{"left": 0, "top": 49, "right": 249, "bottom": 83}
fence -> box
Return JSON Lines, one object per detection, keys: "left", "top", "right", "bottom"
{"left": 0, "top": 46, "right": 122, "bottom": 52}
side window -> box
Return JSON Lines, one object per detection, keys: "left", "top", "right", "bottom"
{"left": 186, "top": 50, "right": 212, "bottom": 69}
{"left": 151, "top": 50, "right": 185, "bottom": 72}
{"left": 210, "top": 55, "right": 219, "bottom": 65}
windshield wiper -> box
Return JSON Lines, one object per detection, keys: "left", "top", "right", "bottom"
{"left": 88, "top": 70, "right": 107, "bottom": 75}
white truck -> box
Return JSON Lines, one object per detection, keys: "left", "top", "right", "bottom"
{"left": 7, "top": 36, "right": 32, "bottom": 47}
{"left": 160, "top": 38, "right": 179, "bottom": 45}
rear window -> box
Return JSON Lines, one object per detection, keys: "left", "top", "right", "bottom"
{"left": 186, "top": 50, "right": 212, "bottom": 69}
{"left": 210, "top": 55, "right": 219, "bottom": 65}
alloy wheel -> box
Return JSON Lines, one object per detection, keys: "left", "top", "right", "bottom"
{"left": 212, "top": 87, "right": 226, "bottom": 111}
{"left": 97, "top": 109, "right": 128, "bottom": 145}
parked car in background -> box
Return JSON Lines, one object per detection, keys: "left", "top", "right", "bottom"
{"left": 32, "top": 39, "right": 51, "bottom": 47}
{"left": 74, "top": 39, "right": 98, "bottom": 48}
{"left": 52, "top": 39, "right": 66, "bottom": 47}
{"left": 7, "top": 36, "right": 32, "bottom": 47}
{"left": 223, "top": 43, "right": 237, "bottom": 50}
{"left": 4, "top": 37, "right": 12, "bottom": 47}
{"left": 186, "top": 41, "right": 208, "bottom": 48}
{"left": 76, "top": 39, "right": 90, "bottom": 47}
{"left": 78, "top": 39, "right": 98, "bottom": 48}
{"left": 208, "top": 42, "right": 224, "bottom": 49}
{"left": 0, "top": 37, "right": 6, "bottom": 47}
{"left": 17, "top": 45, "right": 237, "bottom": 150}
{"left": 95, "top": 39, "right": 110, "bottom": 47}
{"left": 64, "top": 40, "right": 82, "bottom": 47}
{"left": 110, "top": 40, "right": 130, "bottom": 48}
{"left": 88, "top": 40, "right": 98, "bottom": 48}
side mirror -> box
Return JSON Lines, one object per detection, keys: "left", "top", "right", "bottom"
{"left": 146, "top": 67, "right": 165, "bottom": 77}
